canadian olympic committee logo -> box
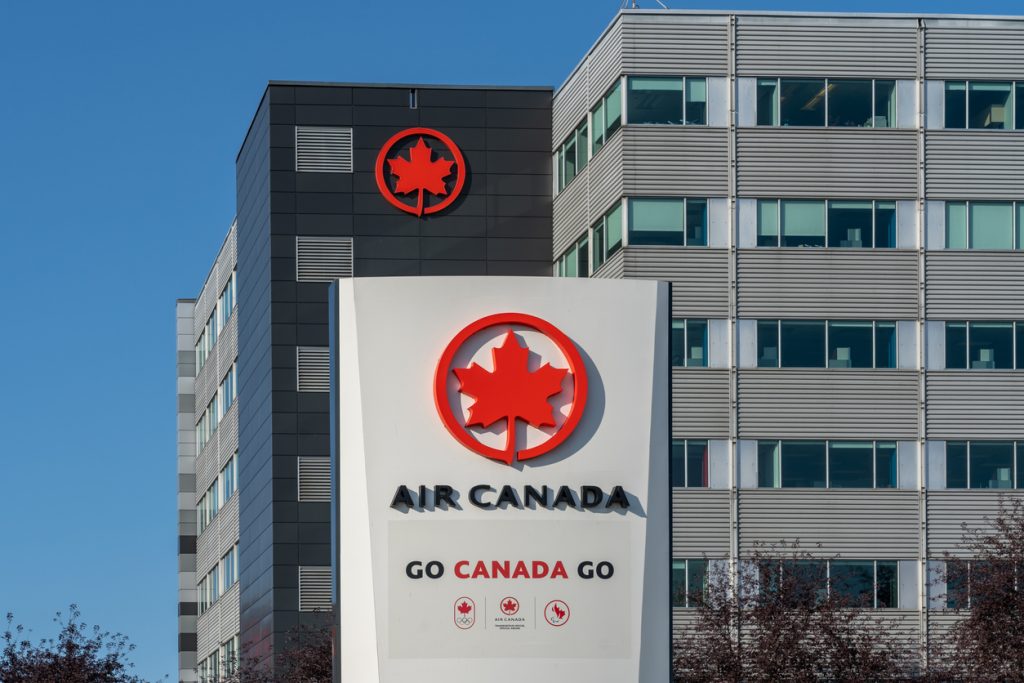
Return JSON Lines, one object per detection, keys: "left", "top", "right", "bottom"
{"left": 454, "top": 597, "right": 476, "bottom": 630}
{"left": 375, "top": 127, "right": 466, "bottom": 217}
{"left": 433, "top": 313, "right": 588, "bottom": 465}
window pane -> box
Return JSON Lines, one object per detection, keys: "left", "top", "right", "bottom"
{"left": 875, "top": 201, "right": 897, "bottom": 249}
{"left": 828, "top": 321, "right": 873, "bottom": 368}
{"left": 874, "top": 80, "right": 897, "bottom": 128}
{"left": 968, "top": 81, "right": 1012, "bottom": 130}
{"left": 876, "top": 442, "right": 898, "bottom": 489}
{"left": 969, "top": 321, "right": 1013, "bottom": 369}
{"left": 757, "top": 200, "right": 779, "bottom": 247}
{"left": 686, "top": 199, "right": 708, "bottom": 246}
{"left": 757, "top": 320, "right": 779, "bottom": 368}
{"left": 577, "top": 122, "right": 589, "bottom": 171}
{"left": 564, "top": 244, "right": 577, "bottom": 277}
{"left": 629, "top": 198, "right": 685, "bottom": 245}
{"left": 970, "top": 441, "right": 1014, "bottom": 489}
{"left": 1018, "top": 442, "right": 1024, "bottom": 488}
{"left": 780, "top": 79, "right": 826, "bottom": 126}
{"left": 781, "top": 200, "right": 826, "bottom": 247}
{"left": 758, "top": 441, "right": 780, "bottom": 488}
{"left": 671, "top": 320, "right": 686, "bottom": 367}
{"left": 671, "top": 440, "right": 686, "bottom": 487}
{"left": 628, "top": 77, "right": 683, "bottom": 124}
{"left": 685, "top": 78, "right": 708, "bottom": 125}
{"left": 946, "top": 560, "right": 969, "bottom": 608}
{"left": 564, "top": 138, "right": 577, "bottom": 184}
{"left": 828, "top": 200, "right": 872, "bottom": 248}
{"left": 827, "top": 79, "right": 872, "bottom": 127}
{"left": 970, "top": 202, "right": 1014, "bottom": 249}
{"left": 1017, "top": 84, "right": 1024, "bottom": 130}
{"left": 688, "top": 559, "right": 708, "bottom": 607}
{"left": 876, "top": 561, "right": 899, "bottom": 608}
{"left": 686, "top": 440, "right": 709, "bottom": 488}
{"left": 875, "top": 322, "right": 897, "bottom": 369}
{"left": 1018, "top": 203, "right": 1024, "bottom": 250}
{"left": 686, "top": 319, "right": 708, "bottom": 368}
{"left": 946, "top": 441, "right": 968, "bottom": 488}
{"left": 592, "top": 100, "right": 605, "bottom": 151}
{"left": 945, "top": 322, "right": 967, "bottom": 369}
{"left": 780, "top": 320, "right": 826, "bottom": 368}
{"left": 946, "top": 202, "right": 968, "bottom": 249}
{"left": 1018, "top": 323, "right": 1024, "bottom": 371}
{"left": 829, "top": 442, "right": 874, "bottom": 488}
{"left": 757, "top": 79, "right": 778, "bottom": 125}
{"left": 671, "top": 560, "right": 687, "bottom": 607}
{"left": 593, "top": 222, "right": 606, "bottom": 270}
{"left": 576, "top": 237, "right": 589, "bottom": 278}
{"left": 781, "top": 441, "right": 827, "bottom": 488}
{"left": 945, "top": 81, "right": 967, "bottom": 129}
{"left": 832, "top": 560, "right": 875, "bottom": 606}
{"left": 606, "top": 81, "right": 622, "bottom": 134}
{"left": 607, "top": 204, "right": 623, "bottom": 254}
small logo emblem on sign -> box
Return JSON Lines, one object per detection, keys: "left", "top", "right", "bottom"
{"left": 499, "top": 597, "right": 520, "bottom": 616}
{"left": 454, "top": 597, "right": 476, "bottom": 630}
{"left": 434, "top": 313, "right": 588, "bottom": 465}
{"left": 375, "top": 127, "right": 466, "bottom": 217}
{"left": 544, "top": 600, "right": 570, "bottom": 627}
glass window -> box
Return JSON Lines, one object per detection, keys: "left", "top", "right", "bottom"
{"left": 577, "top": 122, "right": 589, "bottom": 172}
{"left": 757, "top": 320, "right": 779, "bottom": 368}
{"left": 876, "top": 561, "right": 898, "bottom": 608}
{"left": 946, "top": 441, "right": 968, "bottom": 488}
{"left": 563, "top": 136, "right": 577, "bottom": 186}
{"left": 828, "top": 201, "right": 872, "bottom": 248}
{"left": 592, "top": 99, "right": 605, "bottom": 152}
{"left": 757, "top": 199, "right": 779, "bottom": 247}
{"left": 686, "top": 199, "right": 708, "bottom": 247}
{"left": 780, "top": 79, "right": 826, "bottom": 127}
{"left": 829, "top": 442, "right": 874, "bottom": 488}
{"left": 758, "top": 441, "right": 780, "bottom": 488}
{"left": 605, "top": 81, "right": 622, "bottom": 134}
{"left": 1018, "top": 323, "right": 1024, "bottom": 371}
{"left": 780, "top": 320, "right": 826, "bottom": 368}
{"left": 876, "top": 442, "right": 898, "bottom": 489}
{"left": 781, "top": 440, "right": 827, "bottom": 488}
{"left": 969, "top": 321, "right": 1013, "bottom": 369}
{"left": 874, "top": 81, "right": 896, "bottom": 129}
{"left": 946, "top": 202, "right": 968, "bottom": 249}
{"left": 781, "top": 200, "right": 826, "bottom": 247}
{"left": 672, "top": 559, "right": 708, "bottom": 608}
{"left": 628, "top": 77, "right": 683, "bottom": 124}
{"left": 1017, "top": 83, "right": 1024, "bottom": 130}
{"left": 606, "top": 203, "right": 623, "bottom": 255}
{"left": 827, "top": 80, "right": 872, "bottom": 127}
{"left": 686, "top": 440, "right": 709, "bottom": 488}
{"left": 556, "top": 234, "right": 588, "bottom": 278}
{"left": 970, "top": 202, "right": 1014, "bottom": 250}
{"left": 671, "top": 559, "right": 687, "bottom": 607}
{"left": 1018, "top": 204, "right": 1024, "bottom": 250}
{"left": 970, "top": 441, "right": 1014, "bottom": 489}
{"left": 828, "top": 320, "right": 873, "bottom": 368}
{"left": 592, "top": 220, "right": 606, "bottom": 272}
{"left": 1017, "top": 441, "right": 1024, "bottom": 488}
{"left": 687, "top": 319, "right": 708, "bottom": 367}
{"left": 671, "top": 440, "right": 686, "bottom": 487}
{"left": 628, "top": 198, "right": 684, "bottom": 246}
{"left": 968, "top": 81, "right": 1013, "bottom": 130}
{"left": 945, "top": 322, "right": 967, "bottom": 369}
{"left": 670, "top": 320, "right": 686, "bottom": 367}
{"left": 875, "top": 201, "right": 897, "bottom": 249}
{"left": 945, "top": 81, "right": 967, "bottom": 129}
{"left": 876, "top": 322, "right": 897, "bottom": 369}
{"left": 946, "top": 560, "right": 969, "bottom": 609}
{"left": 832, "top": 560, "right": 875, "bottom": 606}
{"left": 757, "top": 79, "right": 779, "bottom": 126}
{"left": 576, "top": 236, "right": 589, "bottom": 278}
{"left": 686, "top": 78, "right": 708, "bottom": 125}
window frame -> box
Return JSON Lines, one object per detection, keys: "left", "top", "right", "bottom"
{"left": 555, "top": 118, "right": 590, "bottom": 193}
{"left": 757, "top": 319, "right": 899, "bottom": 369}
{"left": 945, "top": 440, "right": 1023, "bottom": 490}
{"left": 590, "top": 200, "right": 624, "bottom": 272}
{"left": 626, "top": 196, "right": 709, "bottom": 248}
{"left": 670, "top": 318, "right": 709, "bottom": 368}
{"left": 554, "top": 232, "right": 590, "bottom": 278}
{"left": 671, "top": 558, "right": 709, "bottom": 608}
{"left": 944, "top": 201, "right": 1024, "bottom": 250}
{"left": 756, "top": 78, "right": 898, "bottom": 129}
{"left": 625, "top": 75, "right": 709, "bottom": 126}
{"left": 757, "top": 199, "right": 899, "bottom": 249}
{"left": 757, "top": 439, "right": 899, "bottom": 490}
{"left": 944, "top": 80, "right": 1020, "bottom": 131}
{"left": 671, "top": 438, "right": 710, "bottom": 488}
{"left": 944, "top": 320, "right": 1022, "bottom": 370}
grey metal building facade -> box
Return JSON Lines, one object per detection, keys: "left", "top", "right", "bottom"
{"left": 552, "top": 10, "right": 1024, "bottom": 650}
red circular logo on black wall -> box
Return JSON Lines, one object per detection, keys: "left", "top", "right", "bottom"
{"left": 375, "top": 127, "right": 466, "bottom": 217}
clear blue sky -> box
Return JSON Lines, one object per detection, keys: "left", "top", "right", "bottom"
{"left": 0, "top": 0, "right": 1017, "bottom": 679}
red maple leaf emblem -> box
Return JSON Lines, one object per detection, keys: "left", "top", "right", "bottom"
{"left": 386, "top": 137, "right": 455, "bottom": 217}
{"left": 453, "top": 332, "right": 569, "bottom": 464}
{"left": 501, "top": 599, "right": 518, "bottom": 614}
{"left": 457, "top": 601, "right": 472, "bottom": 615}
{"left": 551, "top": 603, "right": 566, "bottom": 620}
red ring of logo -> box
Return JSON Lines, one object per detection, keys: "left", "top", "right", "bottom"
{"left": 433, "top": 313, "right": 588, "bottom": 464}
{"left": 374, "top": 127, "right": 466, "bottom": 216}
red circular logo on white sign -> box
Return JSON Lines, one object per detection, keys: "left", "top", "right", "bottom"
{"left": 433, "top": 313, "right": 588, "bottom": 465}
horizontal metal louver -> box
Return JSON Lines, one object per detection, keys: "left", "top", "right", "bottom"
{"left": 296, "top": 347, "right": 330, "bottom": 392}
{"left": 296, "top": 236, "right": 354, "bottom": 282}
{"left": 295, "top": 126, "right": 353, "bottom": 173}
{"left": 298, "top": 566, "right": 333, "bottom": 612}
{"left": 298, "top": 457, "right": 331, "bottom": 502}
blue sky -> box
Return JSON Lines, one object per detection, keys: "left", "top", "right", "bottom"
{"left": 0, "top": 0, "right": 1018, "bottom": 679}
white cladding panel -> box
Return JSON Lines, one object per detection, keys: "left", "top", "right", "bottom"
{"left": 335, "top": 277, "right": 670, "bottom": 682}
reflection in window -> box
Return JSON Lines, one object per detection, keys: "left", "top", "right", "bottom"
{"left": 628, "top": 197, "right": 708, "bottom": 247}
{"left": 758, "top": 78, "right": 897, "bottom": 128}
{"left": 759, "top": 320, "right": 898, "bottom": 369}
{"left": 672, "top": 559, "right": 708, "bottom": 607}
{"left": 946, "top": 441, "right": 1019, "bottom": 490}
{"left": 944, "top": 321, "right": 1020, "bottom": 369}
{"left": 781, "top": 79, "right": 826, "bottom": 126}
{"left": 627, "top": 76, "right": 708, "bottom": 126}
{"left": 760, "top": 199, "right": 897, "bottom": 248}
{"left": 591, "top": 202, "right": 623, "bottom": 272}
{"left": 945, "top": 81, "right": 1020, "bottom": 130}
{"left": 671, "top": 439, "right": 709, "bottom": 488}
{"left": 591, "top": 80, "right": 622, "bottom": 154}
{"left": 945, "top": 201, "right": 1024, "bottom": 250}
{"left": 759, "top": 440, "right": 898, "bottom": 489}
{"left": 555, "top": 233, "right": 588, "bottom": 278}
{"left": 671, "top": 319, "right": 709, "bottom": 368}
{"left": 556, "top": 119, "right": 589, "bottom": 192}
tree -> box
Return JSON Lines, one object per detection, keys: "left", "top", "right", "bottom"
{"left": 673, "top": 543, "right": 917, "bottom": 682}
{"left": 1, "top": 604, "right": 156, "bottom": 683}
{"left": 929, "top": 497, "right": 1024, "bottom": 682}
{"left": 222, "top": 613, "right": 333, "bottom": 683}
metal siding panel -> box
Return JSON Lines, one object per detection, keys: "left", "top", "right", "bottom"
{"left": 591, "top": 248, "right": 625, "bottom": 279}
{"left": 738, "top": 370, "right": 919, "bottom": 439}
{"left": 551, "top": 166, "right": 589, "bottom": 258}
{"left": 588, "top": 132, "right": 625, "bottom": 219}
{"left": 927, "top": 491, "right": 1024, "bottom": 556}
{"left": 588, "top": 21, "right": 624, "bottom": 105}
{"left": 738, "top": 490, "right": 919, "bottom": 557}
{"left": 196, "top": 602, "right": 219, "bottom": 661}
{"left": 926, "top": 252, "right": 1024, "bottom": 318}
{"left": 737, "top": 250, "right": 920, "bottom": 318}
{"left": 925, "top": 132, "right": 1024, "bottom": 200}
{"left": 672, "top": 489, "right": 731, "bottom": 556}
{"left": 736, "top": 129, "right": 918, "bottom": 198}
{"left": 622, "top": 127, "right": 729, "bottom": 197}
{"left": 622, "top": 247, "right": 730, "bottom": 318}
{"left": 672, "top": 369, "right": 731, "bottom": 438}
{"left": 553, "top": 66, "right": 589, "bottom": 148}
{"left": 621, "top": 15, "right": 729, "bottom": 76}
{"left": 924, "top": 23, "right": 1024, "bottom": 79}
{"left": 735, "top": 17, "right": 918, "bottom": 78}
{"left": 926, "top": 372, "right": 1024, "bottom": 438}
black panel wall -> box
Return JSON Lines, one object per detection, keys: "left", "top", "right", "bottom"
{"left": 235, "top": 82, "right": 552, "bottom": 670}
